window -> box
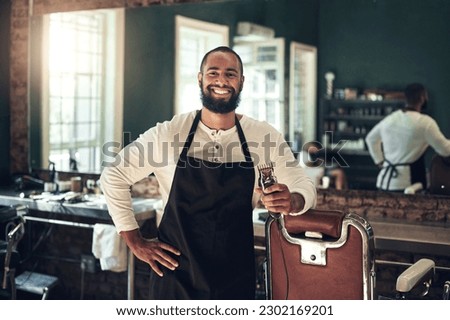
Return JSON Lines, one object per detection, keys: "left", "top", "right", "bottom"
{"left": 233, "top": 39, "right": 285, "bottom": 134}
{"left": 41, "top": 9, "right": 124, "bottom": 173}
{"left": 175, "top": 15, "right": 229, "bottom": 115}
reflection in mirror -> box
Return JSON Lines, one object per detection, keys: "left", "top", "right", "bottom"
{"left": 22, "top": 1, "right": 450, "bottom": 196}
{"left": 33, "top": 8, "right": 124, "bottom": 173}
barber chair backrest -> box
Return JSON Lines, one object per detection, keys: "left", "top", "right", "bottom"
{"left": 265, "top": 209, "right": 376, "bottom": 300}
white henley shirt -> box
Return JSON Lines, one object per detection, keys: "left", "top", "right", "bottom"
{"left": 100, "top": 111, "right": 317, "bottom": 233}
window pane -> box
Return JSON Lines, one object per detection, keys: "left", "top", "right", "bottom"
{"left": 49, "top": 124, "right": 62, "bottom": 144}
{"left": 265, "top": 69, "right": 277, "bottom": 93}
{"left": 49, "top": 97, "right": 62, "bottom": 124}
{"left": 77, "top": 52, "right": 93, "bottom": 74}
{"left": 257, "top": 46, "right": 277, "bottom": 63}
{"left": 49, "top": 76, "right": 62, "bottom": 96}
{"left": 90, "top": 75, "right": 101, "bottom": 98}
{"left": 77, "top": 75, "right": 92, "bottom": 98}
{"left": 49, "top": 149, "right": 71, "bottom": 172}
{"left": 76, "top": 98, "right": 91, "bottom": 123}
{"left": 61, "top": 98, "right": 75, "bottom": 123}
{"left": 62, "top": 124, "right": 74, "bottom": 143}
{"left": 61, "top": 76, "right": 75, "bottom": 97}
{"left": 75, "top": 123, "right": 95, "bottom": 142}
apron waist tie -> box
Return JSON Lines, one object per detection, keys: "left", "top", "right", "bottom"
{"left": 380, "top": 159, "right": 412, "bottom": 190}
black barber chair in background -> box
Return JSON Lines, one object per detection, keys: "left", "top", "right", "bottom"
{"left": 0, "top": 206, "right": 25, "bottom": 299}
{"left": 0, "top": 205, "right": 59, "bottom": 300}
{"left": 429, "top": 155, "right": 450, "bottom": 196}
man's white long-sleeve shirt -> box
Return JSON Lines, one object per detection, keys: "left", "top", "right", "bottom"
{"left": 365, "top": 109, "right": 450, "bottom": 190}
{"left": 101, "top": 111, "right": 317, "bottom": 233}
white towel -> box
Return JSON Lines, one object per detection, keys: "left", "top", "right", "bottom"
{"left": 91, "top": 223, "right": 127, "bottom": 272}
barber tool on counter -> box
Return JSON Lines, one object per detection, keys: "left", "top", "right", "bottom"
{"left": 14, "top": 174, "right": 45, "bottom": 192}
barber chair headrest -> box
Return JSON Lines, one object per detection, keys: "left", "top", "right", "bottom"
{"left": 283, "top": 209, "right": 346, "bottom": 238}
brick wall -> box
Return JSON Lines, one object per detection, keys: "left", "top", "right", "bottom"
{"left": 316, "top": 189, "right": 450, "bottom": 223}
{"left": 315, "top": 189, "right": 450, "bottom": 299}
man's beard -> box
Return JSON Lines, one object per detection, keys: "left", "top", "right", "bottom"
{"left": 200, "top": 84, "right": 241, "bottom": 114}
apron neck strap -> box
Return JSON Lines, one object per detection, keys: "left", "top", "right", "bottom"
{"left": 235, "top": 115, "right": 253, "bottom": 163}
{"left": 181, "top": 110, "right": 252, "bottom": 163}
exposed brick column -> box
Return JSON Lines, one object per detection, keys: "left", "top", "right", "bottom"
{"left": 10, "top": 0, "right": 29, "bottom": 174}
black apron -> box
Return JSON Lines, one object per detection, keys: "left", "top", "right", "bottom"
{"left": 149, "top": 110, "right": 256, "bottom": 300}
{"left": 379, "top": 154, "right": 426, "bottom": 191}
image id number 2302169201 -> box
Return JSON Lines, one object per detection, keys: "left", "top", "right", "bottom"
{"left": 258, "top": 304, "right": 334, "bottom": 316}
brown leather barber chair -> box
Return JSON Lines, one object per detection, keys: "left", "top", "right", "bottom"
{"left": 265, "top": 209, "right": 376, "bottom": 300}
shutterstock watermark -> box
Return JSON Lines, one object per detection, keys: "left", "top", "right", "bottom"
{"left": 101, "top": 131, "right": 350, "bottom": 169}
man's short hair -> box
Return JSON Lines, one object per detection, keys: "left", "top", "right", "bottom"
{"left": 199, "top": 46, "right": 244, "bottom": 75}
{"left": 404, "top": 83, "right": 426, "bottom": 105}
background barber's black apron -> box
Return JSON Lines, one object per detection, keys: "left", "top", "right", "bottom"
{"left": 380, "top": 154, "right": 426, "bottom": 191}
{"left": 149, "top": 111, "right": 256, "bottom": 300}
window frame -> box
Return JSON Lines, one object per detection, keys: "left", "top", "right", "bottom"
{"left": 40, "top": 9, "right": 124, "bottom": 173}
{"left": 289, "top": 42, "right": 318, "bottom": 151}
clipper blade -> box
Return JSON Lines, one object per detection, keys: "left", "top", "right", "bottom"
{"left": 257, "top": 162, "right": 277, "bottom": 191}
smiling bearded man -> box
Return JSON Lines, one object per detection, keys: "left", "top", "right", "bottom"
{"left": 100, "top": 46, "right": 317, "bottom": 300}
{"left": 198, "top": 49, "right": 244, "bottom": 114}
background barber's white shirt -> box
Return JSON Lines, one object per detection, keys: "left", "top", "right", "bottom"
{"left": 366, "top": 110, "right": 450, "bottom": 190}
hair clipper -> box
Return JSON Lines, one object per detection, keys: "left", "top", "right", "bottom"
{"left": 257, "top": 162, "right": 281, "bottom": 219}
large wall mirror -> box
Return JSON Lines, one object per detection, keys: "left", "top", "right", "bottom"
{"left": 29, "top": 0, "right": 319, "bottom": 175}
{"left": 27, "top": 0, "right": 450, "bottom": 196}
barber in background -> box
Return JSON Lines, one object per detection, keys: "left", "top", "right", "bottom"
{"left": 100, "top": 46, "right": 316, "bottom": 299}
{"left": 365, "top": 83, "right": 450, "bottom": 191}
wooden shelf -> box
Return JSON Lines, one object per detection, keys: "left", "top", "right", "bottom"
{"left": 319, "top": 97, "right": 405, "bottom": 189}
